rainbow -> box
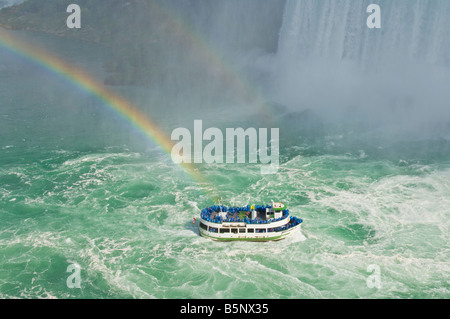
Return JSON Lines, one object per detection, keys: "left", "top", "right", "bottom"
{"left": 0, "top": 1, "right": 275, "bottom": 202}
{"left": 148, "top": 0, "right": 273, "bottom": 113}
{"left": 0, "top": 27, "right": 218, "bottom": 199}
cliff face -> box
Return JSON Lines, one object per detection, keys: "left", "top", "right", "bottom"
{"left": 0, "top": 0, "right": 151, "bottom": 85}
{"left": 0, "top": 0, "right": 26, "bottom": 10}
{"left": 0, "top": 1, "right": 137, "bottom": 45}
{"left": 0, "top": 0, "right": 286, "bottom": 88}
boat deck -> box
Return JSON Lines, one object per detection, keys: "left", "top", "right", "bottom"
{"left": 199, "top": 203, "right": 302, "bottom": 241}
{"left": 210, "top": 210, "right": 269, "bottom": 223}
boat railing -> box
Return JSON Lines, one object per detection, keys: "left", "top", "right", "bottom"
{"left": 200, "top": 206, "right": 298, "bottom": 226}
{"left": 200, "top": 216, "right": 303, "bottom": 234}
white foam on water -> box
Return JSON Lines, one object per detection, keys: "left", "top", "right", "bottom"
{"left": 2, "top": 143, "right": 448, "bottom": 298}
{"left": 298, "top": 163, "right": 450, "bottom": 296}
{"left": 75, "top": 236, "right": 155, "bottom": 298}
{"left": 0, "top": 230, "right": 63, "bottom": 249}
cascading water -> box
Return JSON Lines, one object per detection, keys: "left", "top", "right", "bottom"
{"left": 273, "top": 0, "right": 450, "bottom": 139}
{"left": 278, "top": 0, "right": 450, "bottom": 66}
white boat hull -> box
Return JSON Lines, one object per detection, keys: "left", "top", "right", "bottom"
{"left": 198, "top": 222, "right": 301, "bottom": 242}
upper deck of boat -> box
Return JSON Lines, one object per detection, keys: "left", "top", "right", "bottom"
{"left": 210, "top": 209, "right": 278, "bottom": 223}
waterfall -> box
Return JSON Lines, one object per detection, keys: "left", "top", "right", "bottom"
{"left": 277, "top": 0, "right": 450, "bottom": 66}
{"left": 271, "top": 0, "right": 450, "bottom": 138}
{"left": 164, "top": 0, "right": 286, "bottom": 55}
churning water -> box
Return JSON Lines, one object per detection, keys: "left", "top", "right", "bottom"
{"left": 0, "top": 0, "right": 449, "bottom": 298}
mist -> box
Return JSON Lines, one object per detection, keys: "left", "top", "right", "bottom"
{"left": 148, "top": 0, "right": 450, "bottom": 146}
{"left": 268, "top": 0, "right": 450, "bottom": 143}
{"left": 2, "top": 0, "right": 449, "bottom": 154}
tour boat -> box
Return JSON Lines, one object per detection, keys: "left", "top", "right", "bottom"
{"left": 197, "top": 202, "right": 302, "bottom": 241}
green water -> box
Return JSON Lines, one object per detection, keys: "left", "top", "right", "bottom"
{"left": 1, "top": 30, "right": 449, "bottom": 299}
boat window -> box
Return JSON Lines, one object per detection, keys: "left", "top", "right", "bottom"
{"left": 209, "top": 227, "right": 218, "bottom": 233}
{"left": 247, "top": 229, "right": 254, "bottom": 233}
{"left": 199, "top": 222, "right": 208, "bottom": 230}
{"left": 231, "top": 229, "right": 238, "bottom": 234}
{"left": 220, "top": 228, "right": 230, "bottom": 233}
{"left": 239, "top": 228, "right": 246, "bottom": 233}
